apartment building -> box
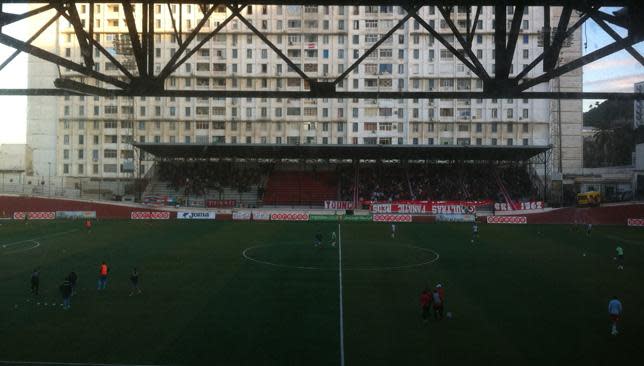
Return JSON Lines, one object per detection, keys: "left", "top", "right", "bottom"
{"left": 26, "top": 4, "right": 583, "bottom": 182}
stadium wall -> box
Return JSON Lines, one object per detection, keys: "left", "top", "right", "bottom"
{"left": 2, "top": 195, "right": 644, "bottom": 225}
{"left": 0, "top": 195, "right": 170, "bottom": 219}
{"left": 522, "top": 204, "right": 644, "bottom": 225}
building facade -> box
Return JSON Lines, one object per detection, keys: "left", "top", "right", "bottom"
{"left": 635, "top": 81, "right": 644, "bottom": 129}
{"left": 26, "top": 4, "right": 583, "bottom": 183}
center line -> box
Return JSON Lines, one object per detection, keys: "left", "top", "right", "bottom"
{"left": 338, "top": 223, "right": 345, "bottom": 366}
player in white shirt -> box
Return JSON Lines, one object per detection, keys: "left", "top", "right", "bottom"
{"left": 331, "top": 231, "right": 337, "bottom": 247}
{"left": 608, "top": 296, "right": 623, "bottom": 335}
{"left": 471, "top": 222, "right": 479, "bottom": 243}
{"left": 391, "top": 223, "right": 396, "bottom": 239}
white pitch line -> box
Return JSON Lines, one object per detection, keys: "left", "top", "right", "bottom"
{"left": 0, "top": 361, "right": 163, "bottom": 366}
{"left": 0, "top": 229, "right": 78, "bottom": 247}
{"left": 338, "top": 223, "right": 345, "bottom": 366}
{"left": 4, "top": 240, "right": 41, "bottom": 254}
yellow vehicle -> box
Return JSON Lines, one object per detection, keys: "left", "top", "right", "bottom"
{"left": 576, "top": 191, "right": 601, "bottom": 207}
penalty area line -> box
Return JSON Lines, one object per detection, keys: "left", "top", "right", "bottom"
{"left": 0, "top": 229, "right": 79, "bottom": 248}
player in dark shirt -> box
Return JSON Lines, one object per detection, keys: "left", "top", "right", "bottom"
{"left": 129, "top": 268, "right": 142, "bottom": 296}
{"left": 314, "top": 231, "right": 323, "bottom": 247}
{"left": 60, "top": 279, "right": 72, "bottom": 310}
{"left": 30, "top": 268, "right": 40, "bottom": 295}
{"left": 67, "top": 271, "right": 78, "bottom": 295}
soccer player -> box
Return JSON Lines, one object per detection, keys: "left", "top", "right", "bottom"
{"left": 129, "top": 267, "right": 142, "bottom": 296}
{"left": 586, "top": 223, "right": 592, "bottom": 236}
{"left": 432, "top": 289, "right": 444, "bottom": 320}
{"left": 60, "top": 278, "right": 72, "bottom": 310}
{"left": 84, "top": 219, "right": 92, "bottom": 233}
{"left": 30, "top": 268, "right": 40, "bottom": 295}
{"left": 314, "top": 231, "right": 323, "bottom": 247}
{"left": 616, "top": 246, "right": 624, "bottom": 270}
{"left": 67, "top": 271, "right": 78, "bottom": 296}
{"left": 391, "top": 223, "right": 396, "bottom": 239}
{"left": 608, "top": 296, "right": 623, "bottom": 336}
{"left": 436, "top": 284, "right": 445, "bottom": 304}
{"left": 471, "top": 222, "right": 479, "bottom": 243}
{"left": 420, "top": 288, "right": 431, "bottom": 323}
{"left": 97, "top": 261, "right": 109, "bottom": 290}
{"left": 331, "top": 231, "right": 337, "bottom": 247}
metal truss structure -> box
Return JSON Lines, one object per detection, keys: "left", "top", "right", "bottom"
{"left": 0, "top": 1, "right": 642, "bottom": 99}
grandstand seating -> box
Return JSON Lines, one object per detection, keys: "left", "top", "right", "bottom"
{"left": 263, "top": 171, "right": 338, "bottom": 206}
{"left": 143, "top": 181, "right": 185, "bottom": 199}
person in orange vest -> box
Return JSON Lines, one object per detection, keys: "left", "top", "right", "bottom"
{"left": 97, "top": 261, "right": 108, "bottom": 290}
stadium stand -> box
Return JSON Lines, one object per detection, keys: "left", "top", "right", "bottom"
{"left": 339, "top": 162, "right": 539, "bottom": 204}
{"left": 263, "top": 171, "right": 338, "bottom": 206}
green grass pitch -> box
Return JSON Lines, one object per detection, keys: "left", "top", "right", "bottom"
{"left": 0, "top": 220, "right": 642, "bottom": 366}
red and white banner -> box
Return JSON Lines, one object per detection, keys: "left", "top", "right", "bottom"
{"left": 130, "top": 211, "right": 171, "bottom": 220}
{"left": 206, "top": 199, "right": 236, "bottom": 208}
{"left": 14, "top": 212, "right": 55, "bottom": 220}
{"left": 627, "top": 218, "right": 644, "bottom": 226}
{"left": 487, "top": 216, "right": 527, "bottom": 224}
{"left": 324, "top": 201, "right": 355, "bottom": 210}
{"left": 373, "top": 214, "right": 413, "bottom": 222}
{"left": 495, "top": 201, "right": 544, "bottom": 211}
{"left": 370, "top": 200, "right": 493, "bottom": 214}
{"left": 270, "top": 212, "right": 310, "bottom": 221}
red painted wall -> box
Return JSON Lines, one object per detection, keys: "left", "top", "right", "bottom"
{"left": 0, "top": 196, "right": 170, "bottom": 219}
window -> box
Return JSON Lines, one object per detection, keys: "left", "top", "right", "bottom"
{"left": 507, "top": 138, "right": 513, "bottom": 146}
{"left": 103, "top": 149, "right": 117, "bottom": 158}
{"left": 522, "top": 124, "right": 529, "bottom": 133}
{"left": 286, "top": 108, "right": 301, "bottom": 116}
{"left": 103, "top": 164, "right": 117, "bottom": 173}
{"left": 522, "top": 109, "right": 529, "bottom": 119}
{"left": 440, "top": 108, "right": 454, "bottom": 117}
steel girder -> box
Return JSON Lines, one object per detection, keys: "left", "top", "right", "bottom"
{"left": 0, "top": 1, "right": 642, "bottom": 100}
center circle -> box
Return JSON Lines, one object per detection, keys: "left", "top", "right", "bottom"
{"left": 242, "top": 242, "right": 439, "bottom": 271}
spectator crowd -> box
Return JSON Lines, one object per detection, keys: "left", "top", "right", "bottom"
{"left": 339, "top": 162, "right": 538, "bottom": 203}
{"left": 158, "top": 161, "right": 270, "bottom": 196}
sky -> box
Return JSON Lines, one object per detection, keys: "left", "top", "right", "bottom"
{"left": 0, "top": 6, "right": 642, "bottom": 145}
